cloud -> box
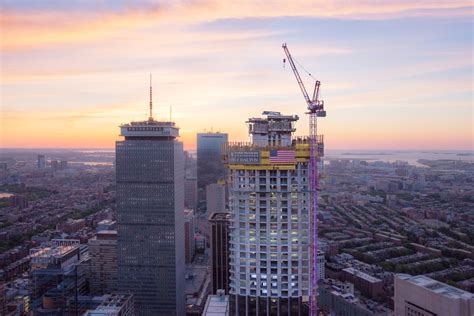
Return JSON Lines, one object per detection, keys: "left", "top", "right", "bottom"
{"left": 1, "top": 1, "right": 471, "bottom": 52}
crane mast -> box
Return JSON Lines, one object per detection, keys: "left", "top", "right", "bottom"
{"left": 282, "top": 43, "right": 326, "bottom": 316}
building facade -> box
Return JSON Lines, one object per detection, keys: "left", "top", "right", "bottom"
{"left": 185, "top": 177, "right": 198, "bottom": 209}
{"left": 197, "top": 132, "right": 228, "bottom": 203}
{"left": 29, "top": 239, "right": 89, "bottom": 314}
{"left": 206, "top": 182, "right": 226, "bottom": 218}
{"left": 394, "top": 274, "right": 474, "bottom": 316}
{"left": 209, "top": 212, "right": 231, "bottom": 294}
{"left": 116, "top": 118, "right": 185, "bottom": 316}
{"left": 89, "top": 230, "right": 118, "bottom": 295}
{"left": 184, "top": 209, "right": 196, "bottom": 264}
{"left": 223, "top": 112, "right": 323, "bottom": 316}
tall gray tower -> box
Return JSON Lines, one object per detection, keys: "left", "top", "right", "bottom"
{"left": 116, "top": 99, "right": 185, "bottom": 315}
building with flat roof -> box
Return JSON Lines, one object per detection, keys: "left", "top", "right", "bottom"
{"left": 29, "top": 239, "right": 89, "bottom": 314}
{"left": 318, "top": 279, "right": 389, "bottom": 316}
{"left": 206, "top": 182, "right": 226, "bottom": 218}
{"left": 197, "top": 132, "right": 228, "bottom": 203}
{"left": 341, "top": 267, "right": 384, "bottom": 301}
{"left": 394, "top": 274, "right": 474, "bottom": 316}
{"left": 89, "top": 230, "right": 117, "bottom": 295}
{"left": 184, "top": 209, "right": 196, "bottom": 264}
{"left": 84, "top": 294, "right": 134, "bottom": 316}
{"left": 185, "top": 176, "right": 198, "bottom": 209}
{"left": 202, "top": 290, "right": 230, "bottom": 316}
{"left": 209, "top": 212, "right": 231, "bottom": 295}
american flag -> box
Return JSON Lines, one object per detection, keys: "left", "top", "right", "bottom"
{"left": 269, "top": 150, "right": 296, "bottom": 163}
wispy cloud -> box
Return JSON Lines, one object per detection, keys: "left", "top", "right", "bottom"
{"left": 1, "top": 1, "right": 471, "bottom": 52}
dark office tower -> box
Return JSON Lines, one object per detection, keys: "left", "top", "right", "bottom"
{"left": 209, "top": 212, "right": 231, "bottom": 295}
{"left": 116, "top": 111, "right": 185, "bottom": 315}
{"left": 197, "top": 132, "right": 228, "bottom": 204}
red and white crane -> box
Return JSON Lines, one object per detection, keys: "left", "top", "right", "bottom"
{"left": 282, "top": 43, "right": 326, "bottom": 316}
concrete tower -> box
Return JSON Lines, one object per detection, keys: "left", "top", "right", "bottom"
{"left": 223, "top": 111, "right": 312, "bottom": 315}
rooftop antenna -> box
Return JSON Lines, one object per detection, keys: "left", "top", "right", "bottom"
{"left": 170, "top": 105, "right": 172, "bottom": 122}
{"left": 149, "top": 74, "right": 153, "bottom": 121}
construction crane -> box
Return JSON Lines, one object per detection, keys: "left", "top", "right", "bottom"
{"left": 282, "top": 43, "right": 326, "bottom": 316}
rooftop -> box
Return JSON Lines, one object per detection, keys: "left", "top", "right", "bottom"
{"left": 202, "top": 294, "right": 230, "bottom": 316}
{"left": 397, "top": 274, "right": 474, "bottom": 300}
{"left": 209, "top": 212, "right": 231, "bottom": 222}
{"left": 119, "top": 118, "right": 179, "bottom": 138}
{"left": 29, "top": 239, "right": 80, "bottom": 265}
{"left": 343, "top": 267, "right": 382, "bottom": 284}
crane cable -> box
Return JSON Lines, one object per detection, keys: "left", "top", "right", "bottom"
{"left": 293, "top": 56, "right": 317, "bottom": 81}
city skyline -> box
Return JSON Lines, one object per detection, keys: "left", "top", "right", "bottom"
{"left": 1, "top": 1, "right": 472, "bottom": 150}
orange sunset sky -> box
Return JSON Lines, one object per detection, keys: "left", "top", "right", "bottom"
{"left": 0, "top": 0, "right": 473, "bottom": 150}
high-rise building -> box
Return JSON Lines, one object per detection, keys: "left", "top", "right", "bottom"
{"left": 206, "top": 181, "right": 226, "bottom": 218}
{"left": 185, "top": 176, "right": 198, "bottom": 209}
{"left": 37, "top": 155, "right": 46, "bottom": 169}
{"left": 394, "top": 274, "right": 474, "bottom": 316}
{"left": 89, "top": 230, "right": 118, "bottom": 295}
{"left": 116, "top": 110, "right": 185, "bottom": 315}
{"left": 184, "top": 209, "right": 196, "bottom": 264}
{"left": 223, "top": 111, "right": 316, "bottom": 315}
{"left": 209, "top": 212, "right": 231, "bottom": 295}
{"left": 197, "top": 132, "right": 228, "bottom": 203}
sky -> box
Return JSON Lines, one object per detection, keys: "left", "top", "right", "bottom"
{"left": 0, "top": 0, "right": 473, "bottom": 150}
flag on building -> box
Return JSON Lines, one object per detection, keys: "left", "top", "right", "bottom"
{"left": 269, "top": 150, "right": 296, "bottom": 164}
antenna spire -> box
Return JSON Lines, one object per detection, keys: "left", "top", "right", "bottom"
{"left": 149, "top": 74, "right": 153, "bottom": 121}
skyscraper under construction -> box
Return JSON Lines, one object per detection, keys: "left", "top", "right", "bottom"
{"left": 223, "top": 111, "right": 324, "bottom": 315}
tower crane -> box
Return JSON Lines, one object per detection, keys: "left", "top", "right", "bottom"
{"left": 282, "top": 43, "right": 326, "bottom": 316}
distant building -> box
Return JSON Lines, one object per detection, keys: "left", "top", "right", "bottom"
{"left": 89, "top": 230, "right": 117, "bottom": 295}
{"left": 10, "top": 194, "right": 28, "bottom": 209}
{"left": 394, "top": 274, "right": 474, "bottom": 316}
{"left": 0, "top": 162, "right": 7, "bottom": 171}
{"left": 197, "top": 132, "right": 228, "bottom": 203}
{"left": 116, "top": 114, "right": 185, "bottom": 315}
{"left": 84, "top": 294, "right": 134, "bottom": 316}
{"left": 185, "top": 176, "right": 198, "bottom": 209}
{"left": 37, "top": 155, "right": 46, "bottom": 169}
{"left": 51, "top": 160, "right": 59, "bottom": 171}
{"left": 60, "top": 160, "right": 68, "bottom": 169}
{"left": 184, "top": 209, "right": 196, "bottom": 264}
{"left": 209, "top": 212, "right": 231, "bottom": 294}
{"left": 206, "top": 182, "right": 226, "bottom": 218}
{"left": 202, "top": 290, "right": 229, "bottom": 316}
